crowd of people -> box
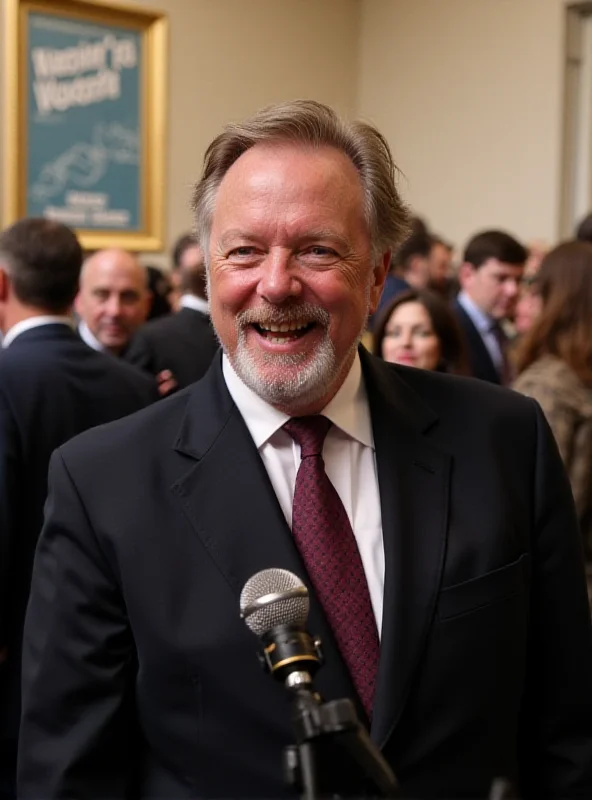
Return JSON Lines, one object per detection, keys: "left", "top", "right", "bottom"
{"left": 367, "top": 217, "right": 592, "bottom": 571}
{"left": 1, "top": 100, "right": 592, "bottom": 799}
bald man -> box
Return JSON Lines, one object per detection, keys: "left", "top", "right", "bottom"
{"left": 75, "top": 249, "right": 151, "bottom": 357}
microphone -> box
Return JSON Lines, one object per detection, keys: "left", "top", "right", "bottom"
{"left": 239, "top": 567, "right": 323, "bottom": 691}
{"left": 240, "top": 568, "right": 401, "bottom": 798}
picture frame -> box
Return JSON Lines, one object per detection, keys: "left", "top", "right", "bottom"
{"left": 3, "top": 0, "right": 168, "bottom": 251}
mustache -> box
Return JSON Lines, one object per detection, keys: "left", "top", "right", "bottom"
{"left": 237, "top": 304, "right": 330, "bottom": 328}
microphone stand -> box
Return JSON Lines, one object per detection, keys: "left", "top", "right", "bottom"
{"left": 280, "top": 670, "right": 400, "bottom": 799}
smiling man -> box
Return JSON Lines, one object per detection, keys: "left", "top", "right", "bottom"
{"left": 18, "top": 102, "right": 592, "bottom": 800}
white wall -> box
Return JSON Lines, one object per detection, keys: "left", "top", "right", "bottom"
{"left": 357, "top": 0, "right": 569, "bottom": 251}
{"left": 0, "top": 0, "right": 359, "bottom": 263}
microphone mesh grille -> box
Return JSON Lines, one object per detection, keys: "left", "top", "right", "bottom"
{"left": 240, "top": 568, "right": 309, "bottom": 637}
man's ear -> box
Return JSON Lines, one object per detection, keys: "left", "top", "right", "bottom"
{"left": 0, "top": 265, "right": 10, "bottom": 303}
{"left": 369, "top": 250, "right": 391, "bottom": 314}
{"left": 73, "top": 291, "right": 83, "bottom": 316}
{"left": 458, "top": 262, "right": 475, "bottom": 289}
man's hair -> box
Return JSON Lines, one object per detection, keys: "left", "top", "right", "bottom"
{"left": 575, "top": 213, "right": 592, "bottom": 244}
{"left": 515, "top": 240, "right": 592, "bottom": 386}
{"left": 0, "top": 217, "right": 82, "bottom": 311}
{"left": 172, "top": 233, "right": 198, "bottom": 270}
{"left": 191, "top": 99, "right": 410, "bottom": 260}
{"left": 463, "top": 230, "right": 527, "bottom": 269}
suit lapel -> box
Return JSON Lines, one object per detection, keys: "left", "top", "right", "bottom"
{"left": 360, "top": 351, "right": 451, "bottom": 748}
{"left": 170, "top": 357, "right": 360, "bottom": 709}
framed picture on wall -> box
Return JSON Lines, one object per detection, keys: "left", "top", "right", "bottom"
{"left": 3, "top": 0, "right": 168, "bottom": 251}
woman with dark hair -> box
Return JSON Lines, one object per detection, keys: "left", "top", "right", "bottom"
{"left": 372, "top": 289, "right": 468, "bottom": 375}
{"left": 513, "top": 241, "right": 592, "bottom": 560}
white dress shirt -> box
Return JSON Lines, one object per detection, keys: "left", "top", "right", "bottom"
{"left": 223, "top": 353, "right": 385, "bottom": 635}
{"left": 179, "top": 294, "right": 209, "bottom": 314}
{"left": 78, "top": 319, "right": 104, "bottom": 352}
{"left": 2, "top": 316, "right": 74, "bottom": 349}
{"left": 457, "top": 290, "right": 504, "bottom": 374}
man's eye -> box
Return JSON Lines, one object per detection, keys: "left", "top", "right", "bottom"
{"left": 229, "top": 246, "right": 257, "bottom": 257}
{"left": 309, "top": 246, "right": 335, "bottom": 256}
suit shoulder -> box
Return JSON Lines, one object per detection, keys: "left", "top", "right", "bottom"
{"left": 378, "top": 357, "right": 536, "bottom": 420}
{"left": 58, "top": 384, "right": 193, "bottom": 467}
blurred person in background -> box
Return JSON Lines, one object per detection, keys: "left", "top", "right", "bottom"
{"left": 145, "top": 265, "right": 173, "bottom": 321}
{"left": 513, "top": 241, "right": 592, "bottom": 572}
{"left": 373, "top": 289, "right": 468, "bottom": 375}
{"left": 0, "top": 219, "right": 157, "bottom": 799}
{"left": 125, "top": 242, "right": 218, "bottom": 390}
{"left": 453, "top": 230, "right": 527, "bottom": 384}
{"left": 426, "top": 235, "right": 454, "bottom": 296}
{"left": 75, "top": 248, "right": 151, "bottom": 357}
{"left": 169, "top": 233, "right": 202, "bottom": 311}
{"left": 369, "top": 229, "right": 432, "bottom": 328}
{"left": 576, "top": 212, "right": 592, "bottom": 244}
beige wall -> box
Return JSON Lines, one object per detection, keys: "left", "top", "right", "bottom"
{"left": 1, "top": 0, "right": 580, "bottom": 258}
{"left": 0, "top": 0, "right": 359, "bottom": 264}
{"left": 357, "top": 0, "right": 568, "bottom": 251}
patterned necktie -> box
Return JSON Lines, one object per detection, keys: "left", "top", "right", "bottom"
{"left": 490, "top": 322, "right": 512, "bottom": 385}
{"left": 283, "top": 415, "right": 379, "bottom": 718}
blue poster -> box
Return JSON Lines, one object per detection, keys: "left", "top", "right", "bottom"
{"left": 26, "top": 12, "right": 142, "bottom": 231}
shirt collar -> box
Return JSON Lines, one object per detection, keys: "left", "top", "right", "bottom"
{"left": 222, "top": 351, "right": 374, "bottom": 450}
{"left": 78, "top": 319, "right": 105, "bottom": 352}
{"left": 457, "top": 290, "right": 494, "bottom": 334}
{"left": 179, "top": 294, "right": 209, "bottom": 314}
{"left": 3, "top": 315, "right": 74, "bottom": 349}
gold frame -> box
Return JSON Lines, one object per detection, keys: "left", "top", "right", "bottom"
{"left": 3, "top": 0, "right": 168, "bottom": 251}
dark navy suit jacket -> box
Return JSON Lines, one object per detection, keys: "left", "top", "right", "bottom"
{"left": 17, "top": 349, "right": 592, "bottom": 799}
{"left": 0, "top": 323, "right": 158, "bottom": 755}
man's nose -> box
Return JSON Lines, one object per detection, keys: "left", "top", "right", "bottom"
{"left": 104, "top": 295, "right": 122, "bottom": 316}
{"left": 504, "top": 279, "right": 519, "bottom": 298}
{"left": 256, "top": 251, "right": 301, "bottom": 304}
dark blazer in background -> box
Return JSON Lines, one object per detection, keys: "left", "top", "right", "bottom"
{"left": 452, "top": 299, "right": 501, "bottom": 384}
{"left": 125, "top": 307, "right": 219, "bottom": 389}
{"left": 0, "top": 324, "right": 158, "bottom": 760}
{"left": 17, "top": 348, "right": 592, "bottom": 799}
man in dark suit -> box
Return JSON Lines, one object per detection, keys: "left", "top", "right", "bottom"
{"left": 0, "top": 219, "right": 158, "bottom": 798}
{"left": 18, "top": 103, "right": 592, "bottom": 800}
{"left": 125, "top": 237, "right": 219, "bottom": 389}
{"left": 75, "top": 248, "right": 151, "bottom": 358}
{"left": 453, "top": 231, "right": 527, "bottom": 384}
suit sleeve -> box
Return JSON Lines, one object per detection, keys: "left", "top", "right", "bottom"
{"left": 0, "top": 386, "right": 20, "bottom": 649}
{"left": 518, "top": 400, "right": 592, "bottom": 799}
{"left": 18, "top": 449, "right": 138, "bottom": 799}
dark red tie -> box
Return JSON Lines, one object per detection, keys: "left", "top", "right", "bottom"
{"left": 283, "top": 415, "right": 379, "bottom": 718}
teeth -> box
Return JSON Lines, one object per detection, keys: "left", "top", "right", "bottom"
{"left": 259, "top": 322, "right": 309, "bottom": 332}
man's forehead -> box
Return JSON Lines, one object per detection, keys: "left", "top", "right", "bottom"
{"left": 481, "top": 258, "right": 524, "bottom": 274}
{"left": 86, "top": 263, "right": 144, "bottom": 290}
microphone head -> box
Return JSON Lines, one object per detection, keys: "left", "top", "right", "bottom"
{"left": 240, "top": 568, "right": 309, "bottom": 637}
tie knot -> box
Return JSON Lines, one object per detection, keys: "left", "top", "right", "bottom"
{"left": 283, "top": 415, "right": 332, "bottom": 458}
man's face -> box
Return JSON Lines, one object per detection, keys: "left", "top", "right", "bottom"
{"left": 461, "top": 258, "right": 524, "bottom": 320}
{"left": 76, "top": 251, "right": 150, "bottom": 353}
{"left": 207, "top": 142, "right": 389, "bottom": 414}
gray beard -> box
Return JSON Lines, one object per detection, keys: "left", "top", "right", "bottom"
{"left": 209, "top": 280, "right": 374, "bottom": 411}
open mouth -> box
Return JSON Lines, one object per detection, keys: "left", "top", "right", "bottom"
{"left": 251, "top": 321, "right": 316, "bottom": 344}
